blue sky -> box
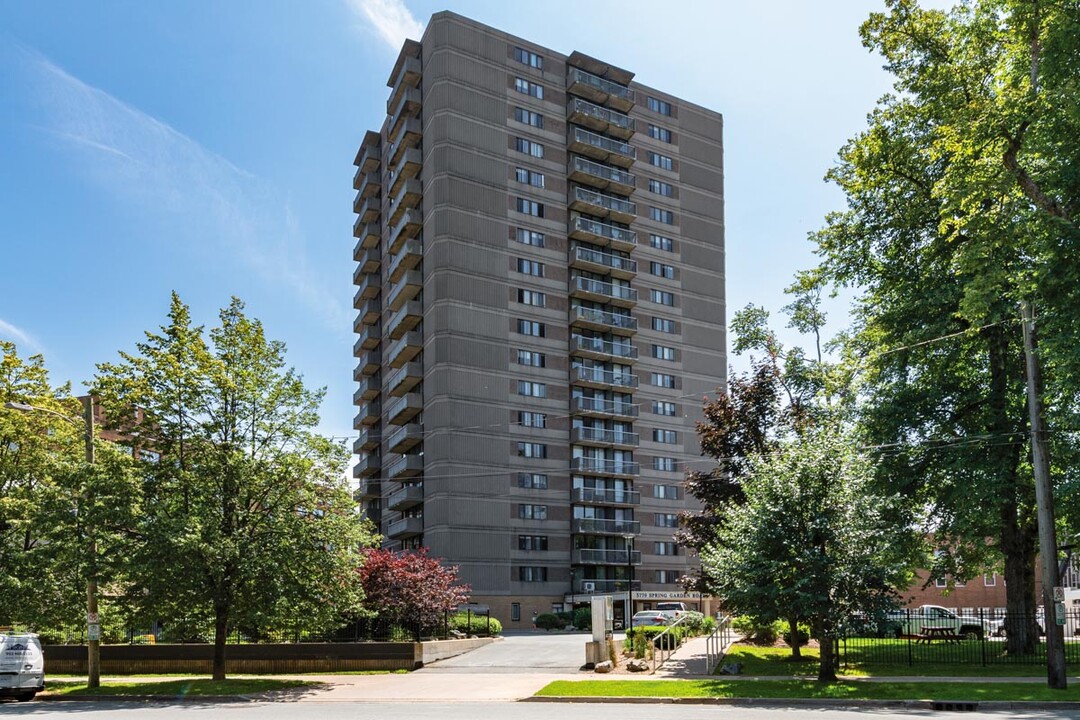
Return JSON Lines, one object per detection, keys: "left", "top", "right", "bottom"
{"left": 0, "top": 0, "right": 917, "bottom": 440}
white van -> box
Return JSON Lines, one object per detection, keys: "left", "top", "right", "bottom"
{"left": 0, "top": 633, "right": 44, "bottom": 702}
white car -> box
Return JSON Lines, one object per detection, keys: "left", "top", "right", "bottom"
{"left": 0, "top": 633, "right": 44, "bottom": 702}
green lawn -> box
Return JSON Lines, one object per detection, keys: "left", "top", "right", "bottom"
{"left": 536, "top": 679, "right": 1080, "bottom": 702}
{"left": 43, "top": 678, "right": 318, "bottom": 697}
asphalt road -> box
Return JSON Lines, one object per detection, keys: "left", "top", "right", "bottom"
{"left": 420, "top": 631, "right": 596, "bottom": 673}
{"left": 3, "top": 703, "right": 1071, "bottom": 720}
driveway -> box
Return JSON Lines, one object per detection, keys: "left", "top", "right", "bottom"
{"left": 419, "top": 631, "right": 595, "bottom": 673}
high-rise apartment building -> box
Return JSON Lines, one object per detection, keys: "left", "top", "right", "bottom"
{"left": 351, "top": 11, "right": 725, "bottom": 627}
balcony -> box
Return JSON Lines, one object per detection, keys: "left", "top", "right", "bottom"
{"left": 356, "top": 350, "right": 381, "bottom": 378}
{"left": 355, "top": 453, "right": 381, "bottom": 479}
{"left": 386, "top": 362, "right": 423, "bottom": 397}
{"left": 353, "top": 273, "right": 380, "bottom": 306}
{"left": 387, "top": 484, "right": 424, "bottom": 511}
{"left": 385, "top": 55, "right": 421, "bottom": 113}
{"left": 388, "top": 88, "right": 422, "bottom": 140}
{"left": 356, "top": 479, "right": 381, "bottom": 501}
{"left": 387, "top": 515, "right": 423, "bottom": 539}
{"left": 388, "top": 208, "right": 422, "bottom": 255}
{"left": 357, "top": 171, "right": 380, "bottom": 200}
{"left": 571, "top": 277, "right": 638, "bottom": 308}
{"left": 388, "top": 147, "right": 422, "bottom": 197}
{"left": 355, "top": 246, "right": 380, "bottom": 275}
{"left": 572, "top": 395, "right": 639, "bottom": 419}
{"left": 569, "top": 186, "right": 636, "bottom": 224}
{"left": 387, "top": 300, "right": 423, "bottom": 340}
{"left": 571, "top": 306, "right": 638, "bottom": 335}
{"left": 387, "top": 118, "right": 422, "bottom": 166}
{"left": 575, "top": 578, "right": 640, "bottom": 593}
{"left": 571, "top": 487, "right": 641, "bottom": 506}
{"left": 571, "top": 334, "right": 638, "bottom": 361}
{"left": 566, "top": 67, "right": 635, "bottom": 112}
{"left": 355, "top": 136, "right": 381, "bottom": 175}
{"left": 571, "top": 426, "right": 640, "bottom": 448}
{"left": 570, "top": 215, "right": 637, "bottom": 251}
{"left": 572, "top": 365, "right": 639, "bottom": 391}
{"left": 356, "top": 427, "right": 381, "bottom": 453}
{"left": 387, "top": 239, "right": 422, "bottom": 284}
{"left": 387, "top": 330, "right": 423, "bottom": 369}
{"left": 571, "top": 457, "right": 640, "bottom": 478}
{"left": 570, "top": 245, "right": 637, "bottom": 280}
{"left": 571, "top": 517, "right": 641, "bottom": 535}
{"left": 387, "top": 270, "right": 422, "bottom": 312}
{"left": 387, "top": 453, "right": 423, "bottom": 480}
{"left": 355, "top": 373, "right": 380, "bottom": 402}
{"left": 569, "top": 126, "right": 636, "bottom": 168}
{"left": 354, "top": 322, "right": 381, "bottom": 352}
{"left": 569, "top": 156, "right": 637, "bottom": 196}
{"left": 573, "top": 549, "right": 642, "bottom": 566}
{"left": 567, "top": 97, "right": 635, "bottom": 140}
{"left": 357, "top": 297, "right": 381, "bottom": 327}
{"left": 388, "top": 178, "right": 422, "bottom": 227}
{"left": 357, "top": 398, "right": 381, "bottom": 427}
{"left": 356, "top": 194, "right": 380, "bottom": 225}
{"left": 386, "top": 392, "right": 423, "bottom": 425}
{"left": 353, "top": 221, "right": 380, "bottom": 251}
{"left": 387, "top": 423, "right": 423, "bottom": 453}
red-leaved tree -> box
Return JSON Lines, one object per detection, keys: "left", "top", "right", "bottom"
{"left": 357, "top": 548, "right": 471, "bottom": 629}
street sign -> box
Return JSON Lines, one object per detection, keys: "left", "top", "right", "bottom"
{"left": 1054, "top": 586, "right": 1065, "bottom": 602}
{"left": 86, "top": 612, "right": 99, "bottom": 624}
{"left": 87, "top": 623, "right": 101, "bottom": 641}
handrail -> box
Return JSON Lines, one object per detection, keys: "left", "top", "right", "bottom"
{"left": 648, "top": 613, "right": 694, "bottom": 674}
{"left": 704, "top": 614, "right": 734, "bottom": 675}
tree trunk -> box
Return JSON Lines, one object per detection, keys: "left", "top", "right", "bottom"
{"left": 212, "top": 603, "right": 229, "bottom": 681}
{"left": 788, "top": 616, "right": 802, "bottom": 659}
{"left": 815, "top": 620, "right": 837, "bottom": 682}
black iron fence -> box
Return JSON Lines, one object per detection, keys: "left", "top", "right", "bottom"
{"left": 838, "top": 609, "right": 1079, "bottom": 667}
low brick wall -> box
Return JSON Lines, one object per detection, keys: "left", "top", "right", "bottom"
{"left": 45, "top": 642, "right": 418, "bottom": 675}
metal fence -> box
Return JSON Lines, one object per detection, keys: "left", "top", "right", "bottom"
{"left": 838, "top": 609, "right": 1080, "bottom": 667}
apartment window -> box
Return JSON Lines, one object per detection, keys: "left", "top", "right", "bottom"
{"left": 516, "top": 258, "right": 545, "bottom": 276}
{"left": 514, "top": 137, "right": 544, "bottom": 158}
{"left": 654, "top": 484, "right": 681, "bottom": 500}
{"left": 518, "top": 380, "right": 547, "bottom": 398}
{"left": 519, "top": 411, "right": 547, "bottom": 428}
{"left": 516, "top": 198, "right": 545, "bottom": 217}
{"left": 517, "top": 349, "right": 546, "bottom": 367}
{"left": 647, "top": 97, "right": 673, "bottom": 116}
{"left": 651, "top": 372, "right": 676, "bottom": 388}
{"left": 516, "top": 319, "right": 546, "bottom": 337}
{"left": 518, "top": 288, "right": 547, "bottom": 307}
{"left": 653, "top": 344, "right": 675, "bottom": 361}
{"left": 518, "top": 442, "right": 547, "bottom": 458}
{"left": 513, "top": 47, "right": 544, "bottom": 69}
{"left": 655, "top": 541, "right": 679, "bottom": 556}
{"left": 648, "top": 179, "right": 674, "bottom": 197}
{"left": 650, "top": 261, "right": 675, "bottom": 279}
{"left": 648, "top": 152, "right": 674, "bottom": 171}
{"left": 653, "top": 429, "right": 678, "bottom": 444}
{"left": 984, "top": 573, "right": 997, "bottom": 587}
{"left": 655, "top": 513, "right": 679, "bottom": 528}
{"left": 651, "top": 289, "right": 675, "bottom": 306}
{"left": 519, "top": 535, "right": 549, "bottom": 551}
{"left": 652, "top": 317, "right": 676, "bottom": 333}
{"left": 518, "top": 473, "right": 549, "bottom": 489}
{"left": 656, "top": 570, "right": 679, "bottom": 584}
{"left": 515, "top": 228, "right": 545, "bottom": 247}
{"left": 515, "top": 167, "right": 545, "bottom": 187}
{"left": 650, "top": 207, "right": 675, "bottom": 224}
{"left": 514, "top": 106, "right": 545, "bottom": 128}
{"left": 519, "top": 566, "right": 548, "bottom": 582}
{"left": 653, "top": 456, "right": 678, "bottom": 472}
{"left": 514, "top": 77, "right": 544, "bottom": 99}
{"left": 511, "top": 603, "right": 522, "bottom": 621}
{"left": 653, "top": 401, "right": 676, "bottom": 416}
{"left": 519, "top": 504, "right": 548, "bottom": 520}
{"left": 648, "top": 124, "right": 673, "bottom": 142}
{"left": 650, "top": 234, "right": 674, "bottom": 252}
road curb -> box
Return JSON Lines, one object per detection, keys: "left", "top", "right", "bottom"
{"left": 37, "top": 694, "right": 253, "bottom": 703}
{"left": 522, "top": 696, "right": 1080, "bottom": 710}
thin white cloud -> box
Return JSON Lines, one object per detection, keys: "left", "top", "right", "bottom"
{"left": 0, "top": 318, "right": 43, "bottom": 354}
{"left": 347, "top": 0, "right": 424, "bottom": 50}
{"left": 11, "top": 45, "right": 350, "bottom": 332}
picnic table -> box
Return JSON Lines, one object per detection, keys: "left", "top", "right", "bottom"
{"left": 915, "top": 625, "right": 962, "bottom": 643}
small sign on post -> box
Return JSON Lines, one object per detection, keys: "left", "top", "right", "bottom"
{"left": 1053, "top": 586, "right": 1065, "bottom": 602}
{"left": 1056, "top": 602, "right": 1067, "bottom": 626}
{"left": 86, "top": 612, "right": 99, "bottom": 624}
{"left": 87, "top": 623, "right": 101, "bottom": 641}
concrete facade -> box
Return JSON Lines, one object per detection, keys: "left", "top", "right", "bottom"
{"left": 352, "top": 12, "right": 725, "bottom": 628}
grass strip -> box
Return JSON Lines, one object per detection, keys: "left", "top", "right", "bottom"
{"left": 536, "top": 679, "right": 1080, "bottom": 702}
{"left": 43, "top": 678, "right": 316, "bottom": 697}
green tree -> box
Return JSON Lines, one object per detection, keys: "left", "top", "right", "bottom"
{"left": 809, "top": 0, "right": 1080, "bottom": 654}
{"left": 95, "top": 294, "right": 375, "bottom": 679}
{"left": 702, "top": 428, "right": 910, "bottom": 681}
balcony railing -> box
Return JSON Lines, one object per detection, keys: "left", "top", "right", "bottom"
{"left": 571, "top": 186, "right": 637, "bottom": 220}
{"left": 571, "top": 216, "right": 637, "bottom": 248}
{"left": 386, "top": 361, "right": 423, "bottom": 397}
{"left": 356, "top": 427, "right": 381, "bottom": 453}
{"left": 572, "top": 277, "right": 638, "bottom": 304}
{"left": 387, "top": 269, "right": 422, "bottom": 312}
{"left": 571, "top": 457, "right": 640, "bottom": 477}
{"left": 571, "top": 334, "right": 638, "bottom": 360}
{"left": 386, "top": 422, "right": 422, "bottom": 453}
{"left": 386, "top": 392, "right": 422, "bottom": 425}
{"left": 567, "top": 67, "right": 634, "bottom": 107}
{"left": 387, "top": 330, "right": 422, "bottom": 369}
{"left": 572, "top": 306, "right": 638, "bottom": 333}
{"left": 387, "top": 453, "right": 423, "bottom": 480}
{"left": 387, "top": 515, "right": 423, "bottom": 539}
{"left": 571, "top": 487, "right": 641, "bottom": 505}
{"left": 572, "top": 245, "right": 637, "bottom": 276}
{"left": 571, "top": 426, "right": 640, "bottom": 447}
{"left": 571, "top": 156, "right": 636, "bottom": 192}
{"left": 387, "top": 300, "right": 422, "bottom": 340}
{"left": 571, "top": 126, "right": 636, "bottom": 166}
{"left": 575, "top": 578, "right": 640, "bottom": 594}
{"left": 572, "top": 395, "right": 639, "bottom": 418}
{"left": 568, "top": 97, "right": 635, "bottom": 136}
{"left": 573, "top": 549, "right": 643, "bottom": 565}
{"left": 387, "top": 484, "right": 424, "bottom": 511}
{"left": 572, "top": 365, "right": 638, "bottom": 389}
{"left": 571, "top": 517, "right": 641, "bottom": 535}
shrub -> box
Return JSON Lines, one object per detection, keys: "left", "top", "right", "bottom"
{"left": 573, "top": 607, "right": 592, "bottom": 631}
{"left": 449, "top": 613, "right": 502, "bottom": 635}
{"left": 677, "top": 611, "right": 707, "bottom": 633}
{"left": 700, "top": 616, "right": 716, "bottom": 635}
{"left": 534, "top": 613, "right": 563, "bottom": 631}
{"left": 629, "top": 625, "right": 687, "bottom": 653}
{"left": 783, "top": 622, "right": 811, "bottom": 647}
{"left": 732, "top": 615, "right": 781, "bottom": 645}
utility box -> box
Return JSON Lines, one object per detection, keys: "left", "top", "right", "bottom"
{"left": 591, "top": 595, "right": 613, "bottom": 642}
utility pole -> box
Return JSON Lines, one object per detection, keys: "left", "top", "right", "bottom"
{"left": 82, "top": 396, "right": 100, "bottom": 689}
{"left": 1021, "top": 300, "right": 1066, "bottom": 690}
